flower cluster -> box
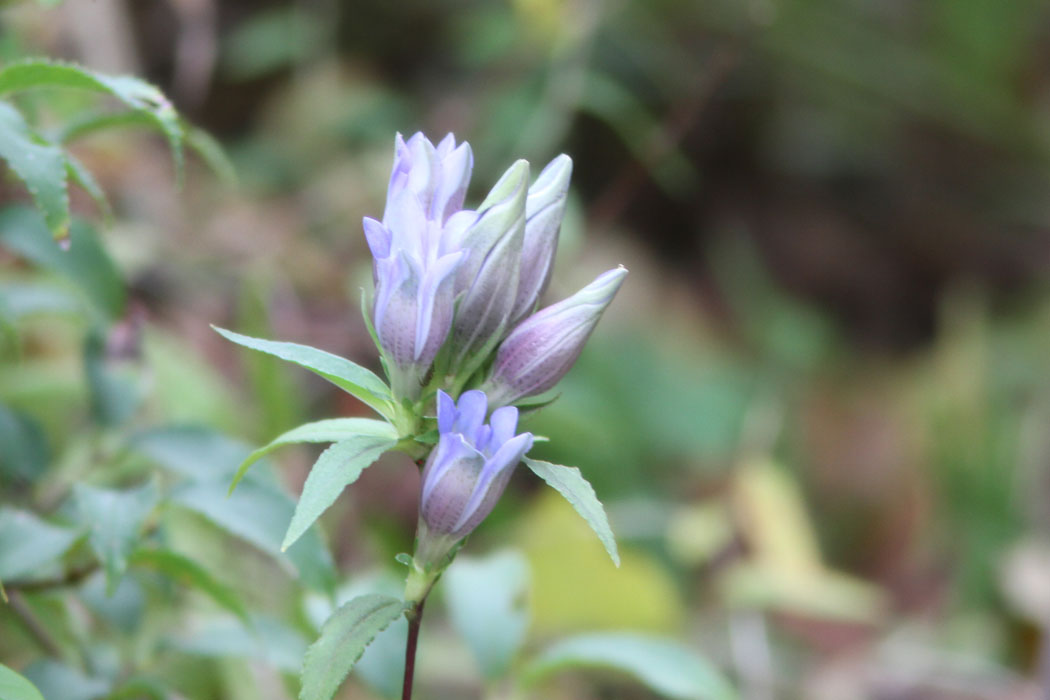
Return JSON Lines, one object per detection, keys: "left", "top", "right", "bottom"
{"left": 365, "top": 132, "right": 626, "bottom": 567}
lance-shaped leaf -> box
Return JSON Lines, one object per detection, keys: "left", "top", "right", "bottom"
{"left": 74, "top": 482, "right": 158, "bottom": 594}
{"left": 0, "top": 101, "right": 69, "bottom": 238}
{"left": 0, "top": 508, "right": 80, "bottom": 581}
{"left": 230, "top": 417, "right": 397, "bottom": 493}
{"left": 523, "top": 633, "right": 736, "bottom": 700}
{"left": 0, "top": 208, "right": 126, "bottom": 320}
{"left": 171, "top": 479, "right": 337, "bottom": 593}
{"left": 282, "top": 434, "right": 397, "bottom": 550}
{"left": 0, "top": 663, "right": 45, "bottom": 700}
{"left": 130, "top": 548, "right": 248, "bottom": 622}
{"left": 0, "top": 59, "right": 184, "bottom": 180}
{"left": 524, "top": 457, "right": 619, "bottom": 566}
{"left": 300, "top": 594, "right": 409, "bottom": 700}
{"left": 213, "top": 327, "right": 393, "bottom": 419}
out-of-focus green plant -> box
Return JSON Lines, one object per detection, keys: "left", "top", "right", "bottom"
{"left": 0, "top": 58, "right": 264, "bottom": 700}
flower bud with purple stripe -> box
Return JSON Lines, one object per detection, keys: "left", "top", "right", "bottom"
{"left": 510, "top": 154, "right": 572, "bottom": 325}
{"left": 482, "top": 266, "right": 627, "bottom": 407}
{"left": 447, "top": 161, "right": 529, "bottom": 368}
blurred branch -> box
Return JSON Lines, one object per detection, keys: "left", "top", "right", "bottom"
{"left": 4, "top": 561, "right": 100, "bottom": 594}
{"left": 7, "top": 590, "right": 63, "bottom": 658}
{"left": 589, "top": 45, "right": 739, "bottom": 229}
{"left": 62, "top": 0, "right": 141, "bottom": 75}
{"left": 169, "top": 0, "right": 218, "bottom": 110}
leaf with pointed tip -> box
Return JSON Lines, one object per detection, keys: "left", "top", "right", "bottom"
{"left": 230, "top": 417, "right": 397, "bottom": 493}
{"left": 0, "top": 101, "right": 69, "bottom": 238}
{"left": 523, "top": 633, "right": 736, "bottom": 700}
{"left": 213, "top": 327, "right": 393, "bottom": 419}
{"left": 300, "top": 594, "right": 409, "bottom": 700}
{"left": 0, "top": 508, "right": 81, "bottom": 581}
{"left": 171, "top": 479, "right": 336, "bottom": 593}
{"left": 0, "top": 663, "right": 45, "bottom": 700}
{"left": 0, "top": 59, "right": 184, "bottom": 181}
{"left": 130, "top": 548, "right": 248, "bottom": 622}
{"left": 74, "top": 482, "right": 158, "bottom": 594}
{"left": 0, "top": 208, "right": 126, "bottom": 320}
{"left": 64, "top": 152, "right": 111, "bottom": 222}
{"left": 282, "top": 434, "right": 396, "bottom": 550}
{"left": 524, "top": 457, "right": 619, "bottom": 566}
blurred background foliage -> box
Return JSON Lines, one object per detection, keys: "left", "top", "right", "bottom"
{"left": 2, "top": 0, "right": 1050, "bottom": 698}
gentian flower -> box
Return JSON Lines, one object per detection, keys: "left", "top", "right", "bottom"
{"left": 364, "top": 133, "right": 475, "bottom": 399}
{"left": 481, "top": 266, "right": 627, "bottom": 407}
{"left": 416, "top": 389, "right": 533, "bottom": 566}
{"left": 447, "top": 161, "right": 529, "bottom": 369}
{"left": 511, "top": 154, "right": 572, "bottom": 325}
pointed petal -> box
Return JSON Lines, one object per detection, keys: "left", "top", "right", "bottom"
{"left": 451, "top": 431, "right": 533, "bottom": 533}
{"left": 488, "top": 406, "right": 519, "bottom": 450}
{"left": 454, "top": 390, "right": 488, "bottom": 438}
{"left": 437, "top": 390, "right": 456, "bottom": 434}
{"left": 363, "top": 217, "right": 390, "bottom": 259}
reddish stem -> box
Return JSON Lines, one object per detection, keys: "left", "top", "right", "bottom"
{"left": 401, "top": 597, "right": 427, "bottom": 700}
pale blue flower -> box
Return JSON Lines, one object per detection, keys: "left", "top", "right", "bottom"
{"left": 417, "top": 390, "right": 533, "bottom": 561}
{"left": 365, "top": 133, "right": 475, "bottom": 398}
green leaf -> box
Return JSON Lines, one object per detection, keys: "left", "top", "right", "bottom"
{"left": 303, "top": 573, "right": 408, "bottom": 699}
{"left": 172, "top": 480, "right": 336, "bottom": 592}
{"left": 0, "top": 508, "right": 80, "bottom": 580}
{"left": 0, "top": 663, "right": 45, "bottom": 700}
{"left": 23, "top": 660, "right": 110, "bottom": 700}
{"left": 130, "top": 548, "right": 249, "bottom": 622}
{"left": 444, "top": 550, "right": 530, "bottom": 679}
{"left": 0, "top": 207, "right": 126, "bottom": 319}
{"left": 231, "top": 417, "right": 397, "bottom": 493}
{"left": 130, "top": 425, "right": 249, "bottom": 483}
{"left": 282, "top": 434, "right": 396, "bottom": 550}
{"left": 0, "top": 100, "right": 69, "bottom": 238}
{"left": 524, "top": 457, "right": 619, "bottom": 567}
{"left": 300, "top": 594, "right": 409, "bottom": 700}
{"left": 0, "top": 59, "right": 184, "bottom": 181}
{"left": 103, "top": 677, "right": 171, "bottom": 700}
{"left": 171, "top": 614, "right": 307, "bottom": 673}
{"left": 61, "top": 112, "right": 236, "bottom": 186}
{"left": 0, "top": 402, "right": 49, "bottom": 484}
{"left": 64, "top": 151, "right": 111, "bottom": 221}
{"left": 74, "top": 482, "right": 158, "bottom": 594}
{"left": 84, "top": 328, "right": 143, "bottom": 426}
{"left": 523, "top": 634, "right": 736, "bottom": 700}
{"left": 185, "top": 126, "right": 237, "bottom": 186}
{"left": 0, "top": 282, "right": 79, "bottom": 319}
{"left": 212, "top": 326, "right": 393, "bottom": 418}
{"left": 80, "top": 572, "right": 144, "bottom": 633}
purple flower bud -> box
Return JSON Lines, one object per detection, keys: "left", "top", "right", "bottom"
{"left": 510, "top": 155, "right": 572, "bottom": 325}
{"left": 448, "top": 161, "right": 529, "bottom": 367}
{"left": 417, "top": 390, "right": 533, "bottom": 563}
{"left": 366, "top": 133, "right": 474, "bottom": 398}
{"left": 482, "top": 266, "right": 627, "bottom": 407}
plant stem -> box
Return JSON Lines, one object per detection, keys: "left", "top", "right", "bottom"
{"left": 401, "top": 597, "right": 427, "bottom": 700}
{"left": 8, "top": 590, "right": 63, "bottom": 658}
